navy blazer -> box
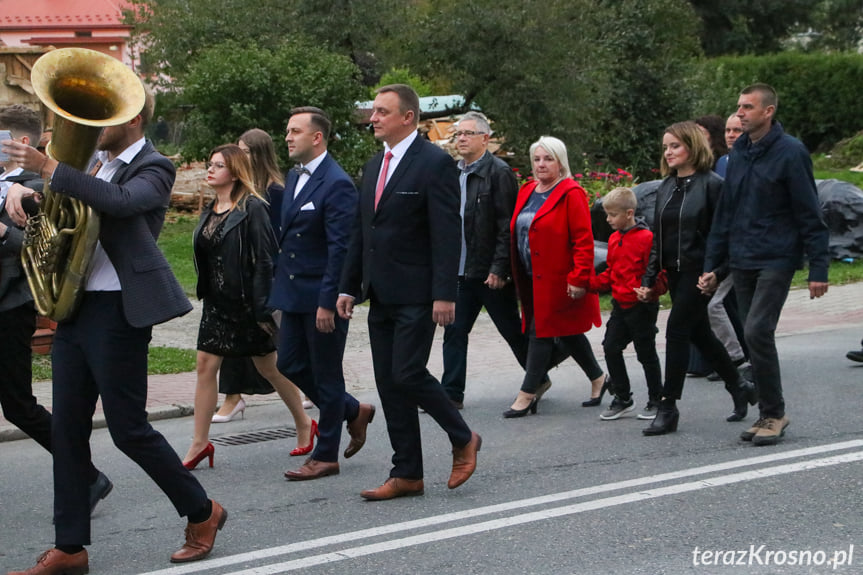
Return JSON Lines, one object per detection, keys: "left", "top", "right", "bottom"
{"left": 269, "top": 153, "right": 357, "bottom": 313}
{"left": 50, "top": 140, "right": 192, "bottom": 327}
{"left": 339, "top": 135, "right": 460, "bottom": 305}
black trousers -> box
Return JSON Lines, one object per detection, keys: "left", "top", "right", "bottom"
{"left": 520, "top": 318, "right": 603, "bottom": 394}
{"left": 602, "top": 300, "right": 662, "bottom": 400}
{"left": 52, "top": 292, "right": 208, "bottom": 546}
{"left": 0, "top": 302, "right": 98, "bottom": 482}
{"left": 662, "top": 270, "right": 741, "bottom": 401}
{"left": 368, "top": 301, "right": 472, "bottom": 480}
{"left": 276, "top": 311, "right": 359, "bottom": 463}
{"left": 441, "top": 277, "right": 528, "bottom": 402}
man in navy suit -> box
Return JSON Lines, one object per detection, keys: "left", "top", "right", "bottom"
{"left": 337, "top": 85, "right": 481, "bottom": 501}
{"left": 272, "top": 106, "right": 376, "bottom": 481}
{"left": 4, "top": 88, "right": 225, "bottom": 574}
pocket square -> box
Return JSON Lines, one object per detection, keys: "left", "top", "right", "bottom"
{"left": 300, "top": 201, "right": 315, "bottom": 211}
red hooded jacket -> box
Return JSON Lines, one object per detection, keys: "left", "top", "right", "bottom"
{"left": 589, "top": 219, "right": 667, "bottom": 307}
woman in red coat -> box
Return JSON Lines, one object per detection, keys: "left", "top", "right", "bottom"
{"left": 504, "top": 136, "right": 606, "bottom": 417}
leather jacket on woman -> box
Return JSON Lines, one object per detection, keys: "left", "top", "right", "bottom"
{"left": 642, "top": 169, "right": 725, "bottom": 288}
{"left": 193, "top": 194, "right": 276, "bottom": 322}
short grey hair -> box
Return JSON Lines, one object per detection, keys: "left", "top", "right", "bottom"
{"left": 459, "top": 111, "right": 491, "bottom": 135}
{"left": 529, "top": 136, "right": 571, "bottom": 179}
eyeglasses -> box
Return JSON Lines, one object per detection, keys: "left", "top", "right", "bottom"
{"left": 205, "top": 161, "right": 227, "bottom": 170}
{"left": 452, "top": 130, "right": 487, "bottom": 139}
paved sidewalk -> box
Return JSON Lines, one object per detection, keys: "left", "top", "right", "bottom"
{"left": 2, "top": 281, "right": 862, "bottom": 442}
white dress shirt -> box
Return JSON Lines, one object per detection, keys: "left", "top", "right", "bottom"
{"left": 86, "top": 137, "right": 147, "bottom": 291}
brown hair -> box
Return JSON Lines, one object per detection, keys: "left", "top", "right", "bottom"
{"left": 210, "top": 143, "right": 264, "bottom": 207}
{"left": 239, "top": 128, "right": 284, "bottom": 193}
{"left": 660, "top": 121, "right": 714, "bottom": 177}
{"left": 0, "top": 104, "right": 42, "bottom": 144}
{"left": 376, "top": 84, "right": 420, "bottom": 124}
{"left": 289, "top": 106, "right": 332, "bottom": 141}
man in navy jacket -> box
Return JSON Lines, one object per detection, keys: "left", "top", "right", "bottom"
{"left": 701, "top": 83, "right": 829, "bottom": 446}
{"left": 272, "top": 107, "right": 375, "bottom": 481}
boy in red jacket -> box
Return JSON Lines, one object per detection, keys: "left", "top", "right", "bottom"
{"left": 589, "top": 187, "right": 665, "bottom": 420}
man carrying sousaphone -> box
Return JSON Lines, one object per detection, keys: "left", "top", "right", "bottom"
{"left": 2, "top": 55, "right": 227, "bottom": 573}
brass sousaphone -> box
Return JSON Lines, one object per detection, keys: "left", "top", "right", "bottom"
{"left": 25, "top": 47, "right": 146, "bottom": 321}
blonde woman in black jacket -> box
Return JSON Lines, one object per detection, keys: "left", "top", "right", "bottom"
{"left": 636, "top": 121, "right": 755, "bottom": 436}
{"left": 182, "top": 144, "right": 313, "bottom": 469}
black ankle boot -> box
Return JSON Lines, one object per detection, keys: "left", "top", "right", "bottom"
{"left": 726, "top": 382, "right": 749, "bottom": 422}
{"left": 643, "top": 402, "right": 679, "bottom": 436}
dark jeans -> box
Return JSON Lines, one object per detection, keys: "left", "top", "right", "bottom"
{"left": 732, "top": 267, "right": 794, "bottom": 418}
{"left": 520, "top": 318, "right": 603, "bottom": 394}
{"left": 602, "top": 300, "right": 662, "bottom": 400}
{"left": 52, "top": 292, "right": 208, "bottom": 545}
{"left": 662, "top": 269, "right": 742, "bottom": 401}
{"left": 368, "top": 301, "right": 472, "bottom": 479}
{"left": 442, "top": 277, "right": 528, "bottom": 402}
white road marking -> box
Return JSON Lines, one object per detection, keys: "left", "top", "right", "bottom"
{"left": 138, "top": 439, "right": 863, "bottom": 575}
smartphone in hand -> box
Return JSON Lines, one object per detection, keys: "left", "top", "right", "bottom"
{"left": 0, "top": 129, "right": 13, "bottom": 162}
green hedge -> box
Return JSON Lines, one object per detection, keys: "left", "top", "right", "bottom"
{"left": 690, "top": 52, "right": 863, "bottom": 152}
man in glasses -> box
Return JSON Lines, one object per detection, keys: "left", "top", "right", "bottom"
{"left": 440, "top": 111, "right": 533, "bottom": 409}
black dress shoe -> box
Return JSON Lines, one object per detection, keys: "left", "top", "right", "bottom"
{"left": 503, "top": 397, "right": 537, "bottom": 418}
{"left": 88, "top": 471, "right": 113, "bottom": 516}
{"left": 582, "top": 376, "right": 609, "bottom": 407}
{"left": 847, "top": 349, "right": 863, "bottom": 363}
{"left": 643, "top": 405, "right": 679, "bottom": 435}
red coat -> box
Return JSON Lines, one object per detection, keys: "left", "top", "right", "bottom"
{"left": 510, "top": 178, "right": 601, "bottom": 338}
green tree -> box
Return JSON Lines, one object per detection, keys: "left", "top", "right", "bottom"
{"left": 373, "top": 68, "right": 434, "bottom": 98}
{"left": 404, "top": 0, "right": 701, "bottom": 178}
{"left": 688, "top": 0, "right": 815, "bottom": 56}
{"left": 179, "top": 40, "right": 376, "bottom": 177}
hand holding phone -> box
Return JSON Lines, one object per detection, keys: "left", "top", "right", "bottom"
{"left": 0, "top": 129, "right": 13, "bottom": 162}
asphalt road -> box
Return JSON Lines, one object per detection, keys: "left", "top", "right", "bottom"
{"left": 1, "top": 325, "right": 862, "bottom": 575}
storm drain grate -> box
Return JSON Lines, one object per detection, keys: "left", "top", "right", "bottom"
{"left": 210, "top": 427, "right": 297, "bottom": 446}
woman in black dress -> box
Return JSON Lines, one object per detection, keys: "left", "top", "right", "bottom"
{"left": 183, "top": 144, "right": 313, "bottom": 469}
{"left": 212, "top": 129, "right": 288, "bottom": 423}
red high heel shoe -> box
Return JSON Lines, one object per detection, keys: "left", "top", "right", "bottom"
{"left": 183, "top": 442, "right": 215, "bottom": 470}
{"left": 290, "top": 420, "right": 318, "bottom": 456}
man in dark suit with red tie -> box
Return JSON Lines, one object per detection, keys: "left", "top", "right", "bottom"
{"left": 271, "top": 107, "right": 376, "bottom": 481}
{"left": 337, "top": 84, "right": 481, "bottom": 501}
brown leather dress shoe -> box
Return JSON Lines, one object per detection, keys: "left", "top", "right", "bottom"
{"left": 344, "top": 403, "right": 375, "bottom": 458}
{"left": 170, "top": 500, "right": 228, "bottom": 563}
{"left": 448, "top": 431, "right": 482, "bottom": 489}
{"left": 285, "top": 458, "right": 340, "bottom": 481}
{"left": 360, "top": 477, "right": 424, "bottom": 500}
{"left": 8, "top": 548, "right": 88, "bottom": 575}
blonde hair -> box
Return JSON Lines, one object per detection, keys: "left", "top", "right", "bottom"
{"left": 602, "top": 187, "right": 637, "bottom": 211}
{"left": 239, "top": 128, "right": 284, "bottom": 193}
{"left": 529, "top": 136, "right": 571, "bottom": 179}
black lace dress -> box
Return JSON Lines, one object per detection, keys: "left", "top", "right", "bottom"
{"left": 195, "top": 208, "right": 276, "bottom": 357}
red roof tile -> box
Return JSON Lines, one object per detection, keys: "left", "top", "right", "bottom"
{"left": 0, "top": 0, "right": 134, "bottom": 28}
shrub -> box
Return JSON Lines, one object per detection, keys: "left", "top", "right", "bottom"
{"left": 691, "top": 52, "right": 863, "bottom": 152}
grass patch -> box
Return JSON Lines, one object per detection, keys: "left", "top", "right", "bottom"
{"left": 814, "top": 169, "right": 863, "bottom": 188}
{"left": 32, "top": 346, "right": 196, "bottom": 382}
{"left": 159, "top": 212, "right": 198, "bottom": 295}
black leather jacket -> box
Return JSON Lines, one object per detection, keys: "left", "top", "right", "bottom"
{"left": 193, "top": 194, "right": 276, "bottom": 322}
{"left": 0, "top": 170, "right": 42, "bottom": 312}
{"left": 642, "top": 170, "right": 725, "bottom": 287}
{"left": 462, "top": 151, "right": 518, "bottom": 280}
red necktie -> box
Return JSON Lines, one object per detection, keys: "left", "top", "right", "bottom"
{"left": 374, "top": 151, "right": 393, "bottom": 210}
